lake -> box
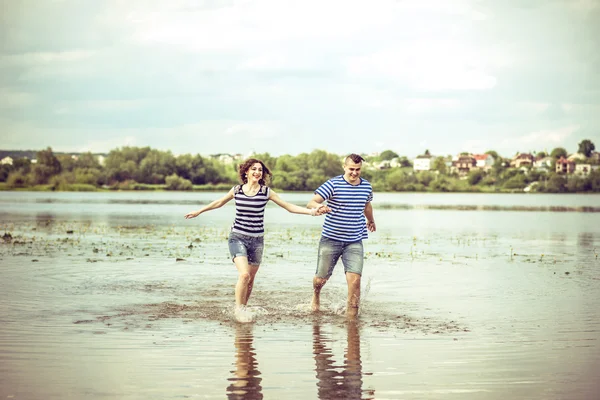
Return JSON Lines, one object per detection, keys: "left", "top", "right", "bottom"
{"left": 1, "top": 191, "right": 599, "bottom": 399}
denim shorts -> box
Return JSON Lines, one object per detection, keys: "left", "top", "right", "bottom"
{"left": 316, "top": 237, "right": 364, "bottom": 279}
{"left": 228, "top": 232, "right": 264, "bottom": 265}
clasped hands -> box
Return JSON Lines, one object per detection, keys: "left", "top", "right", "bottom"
{"left": 312, "top": 204, "right": 331, "bottom": 216}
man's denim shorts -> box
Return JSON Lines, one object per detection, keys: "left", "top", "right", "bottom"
{"left": 315, "top": 236, "right": 364, "bottom": 279}
{"left": 228, "top": 231, "right": 264, "bottom": 265}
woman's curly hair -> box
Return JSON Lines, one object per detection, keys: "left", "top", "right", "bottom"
{"left": 238, "top": 158, "right": 272, "bottom": 186}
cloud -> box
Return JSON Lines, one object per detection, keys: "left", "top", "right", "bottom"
{"left": 344, "top": 44, "right": 498, "bottom": 91}
{"left": 52, "top": 99, "right": 152, "bottom": 115}
{"left": 518, "top": 102, "right": 550, "bottom": 113}
{"left": 569, "top": 0, "right": 600, "bottom": 11}
{"left": 516, "top": 125, "right": 579, "bottom": 145}
{"left": 223, "top": 121, "right": 281, "bottom": 139}
{"left": 0, "top": 51, "right": 95, "bottom": 67}
{"left": 0, "top": 0, "right": 598, "bottom": 158}
{"left": 79, "top": 136, "right": 138, "bottom": 153}
{"left": 462, "top": 125, "right": 581, "bottom": 155}
{"left": 404, "top": 98, "right": 462, "bottom": 114}
{"left": 0, "top": 88, "right": 37, "bottom": 108}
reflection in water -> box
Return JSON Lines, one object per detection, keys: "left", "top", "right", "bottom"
{"left": 226, "top": 324, "right": 263, "bottom": 399}
{"left": 35, "top": 212, "right": 56, "bottom": 230}
{"left": 313, "top": 320, "right": 375, "bottom": 400}
{"left": 577, "top": 232, "right": 596, "bottom": 249}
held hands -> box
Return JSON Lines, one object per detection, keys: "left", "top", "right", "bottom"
{"left": 311, "top": 204, "right": 331, "bottom": 216}
{"left": 184, "top": 210, "right": 200, "bottom": 219}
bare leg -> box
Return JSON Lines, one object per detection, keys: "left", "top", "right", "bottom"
{"left": 233, "top": 256, "right": 251, "bottom": 307}
{"left": 244, "top": 264, "right": 260, "bottom": 304}
{"left": 312, "top": 276, "right": 327, "bottom": 312}
{"left": 346, "top": 272, "right": 361, "bottom": 320}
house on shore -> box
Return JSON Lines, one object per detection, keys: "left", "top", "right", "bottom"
{"left": 473, "top": 154, "right": 495, "bottom": 171}
{"left": 451, "top": 155, "right": 477, "bottom": 176}
{"left": 413, "top": 153, "right": 436, "bottom": 171}
{"left": 510, "top": 153, "right": 534, "bottom": 168}
{"left": 556, "top": 157, "right": 575, "bottom": 174}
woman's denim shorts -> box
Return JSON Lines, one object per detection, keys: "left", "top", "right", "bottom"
{"left": 228, "top": 231, "right": 264, "bottom": 265}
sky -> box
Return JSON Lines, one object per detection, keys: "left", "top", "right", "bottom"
{"left": 1, "top": 0, "right": 599, "bottom": 158}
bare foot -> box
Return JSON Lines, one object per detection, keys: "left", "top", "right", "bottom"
{"left": 235, "top": 305, "right": 253, "bottom": 323}
{"left": 346, "top": 306, "right": 359, "bottom": 320}
{"left": 311, "top": 295, "right": 320, "bottom": 312}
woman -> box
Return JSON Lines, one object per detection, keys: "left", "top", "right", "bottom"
{"left": 184, "top": 158, "right": 329, "bottom": 322}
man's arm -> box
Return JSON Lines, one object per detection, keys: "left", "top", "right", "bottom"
{"left": 307, "top": 193, "right": 326, "bottom": 210}
{"left": 364, "top": 202, "right": 376, "bottom": 232}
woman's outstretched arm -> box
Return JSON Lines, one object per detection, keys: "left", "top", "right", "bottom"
{"left": 269, "top": 190, "right": 330, "bottom": 216}
{"left": 184, "top": 188, "right": 235, "bottom": 219}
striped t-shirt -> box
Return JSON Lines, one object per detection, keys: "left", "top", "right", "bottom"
{"left": 231, "top": 185, "right": 270, "bottom": 237}
{"left": 315, "top": 175, "right": 373, "bottom": 242}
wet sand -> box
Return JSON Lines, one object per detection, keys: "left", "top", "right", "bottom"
{"left": 1, "top": 192, "right": 600, "bottom": 399}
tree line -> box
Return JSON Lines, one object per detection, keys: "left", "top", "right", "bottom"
{"left": 0, "top": 140, "right": 598, "bottom": 193}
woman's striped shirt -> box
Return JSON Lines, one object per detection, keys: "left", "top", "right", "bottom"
{"left": 231, "top": 185, "right": 270, "bottom": 237}
{"left": 315, "top": 175, "right": 373, "bottom": 242}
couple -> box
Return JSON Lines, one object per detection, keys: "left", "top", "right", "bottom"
{"left": 184, "top": 154, "right": 376, "bottom": 321}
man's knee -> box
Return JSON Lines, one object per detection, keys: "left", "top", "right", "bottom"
{"left": 346, "top": 273, "right": 361, "bottom": 288}
{"left": 313, "top": 276, "right": 327, "bottom": 288}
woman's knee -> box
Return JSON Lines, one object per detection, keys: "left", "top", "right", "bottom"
{"left": 238, "top": 272, "right": 251, "bottom": 283}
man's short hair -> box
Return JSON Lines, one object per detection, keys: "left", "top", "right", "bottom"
{"left": 345, "top": 154, "right": 365, "bottom": 164}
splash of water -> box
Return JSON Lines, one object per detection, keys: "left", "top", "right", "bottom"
{"left": 222, "top": 305, "right": 271, "bottom": 323}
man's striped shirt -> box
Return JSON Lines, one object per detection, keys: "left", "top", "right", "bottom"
{"left": 231, "top": 185, "right": 270, "bottom": 237}
{"left": 315, "top": 175, "right": 373, "bottom": 242}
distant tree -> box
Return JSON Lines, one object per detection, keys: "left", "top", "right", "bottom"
{"left": 397, "top": 156, "right": 412, "bottom": 168}
{"left": 0, "top": 164, "right": 10, "bottom": 182}
{"left": 485, "top": 150, "right": 500, "bottom": 159}
{"left": 6, "top": 170, "right": 29, "bottom": 188}
{"left": 137, "top": 149, "right": 176, "bottom": 184}
{"left": 305, "top": 169, "right": 328, "bottom": 190}
{"left": 37, "top": 147, "right": 62, "bottom": 172}
{"left": 587, "top": 170, "right": 600, "bottom": 192}
{"left": 275, "top": 154, "right": 298, "bottom": 173}
{"left": 567, "top": 176, "right": 591, "bottom": 193}
{"left": 306, "top": 150, "right": 343, "bottom": 177}
{"left": 416, "top": 171, "right": 435, "bottom": 186}
{"left": 578, "top": 139, "right": 595, "bottom": 157}
{"left": 430, "top": 176, "right": 451, "bottom": 192}
{"left": 271, "top": 170, "right": 301, "bottom": 190}
{"left": 432, "top": 157, "right": 447, "bottom": 174}
{"left": 537, "top": 151, "right": 547, "bottom": 158}
{"left": 385, "top": 169, "right": 416, "bottom": 191}
{"left": 503, "top": 173, "right": 527, "bottom": 190}
{"left": 174, "top": 154, "right": 228, "bottom": 184}
{"left": 31, "top": 147, "right": 62, "bottom": 184}
{"left": 544, "top": 174, "right": 567, "bottom": 193}
{"left": 57, "top": 155, "right": 77, "bottom": 172}
{"left": 76, "top": 153, "right": 101, "bottom": 169}
{"left": 491, "top": 157, "right": 505, "bottom": 176}
{"left": 467, "top": 169, "right": 485, "bottom": 185}
{"left": 13, "top": 158, "right": 32, "bottom": 172}
{"left": 165, "top": 174, "right": 192, "bottom": 190}
{"left": 424, "top": 149, "right": 431, "bottom": 156}
{"left": 550, "top": 147, "right": 568, "bottom": 159}
{"left": 380, "top": 150, "right": 399, "bottom": 161}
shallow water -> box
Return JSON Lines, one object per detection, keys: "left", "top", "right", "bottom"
{"left": 1, "top": 192, "right": 599, "bottom": 399}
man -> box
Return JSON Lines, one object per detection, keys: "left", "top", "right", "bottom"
{"left": 307, "top": 153, "right": 376, "bottom": 319}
